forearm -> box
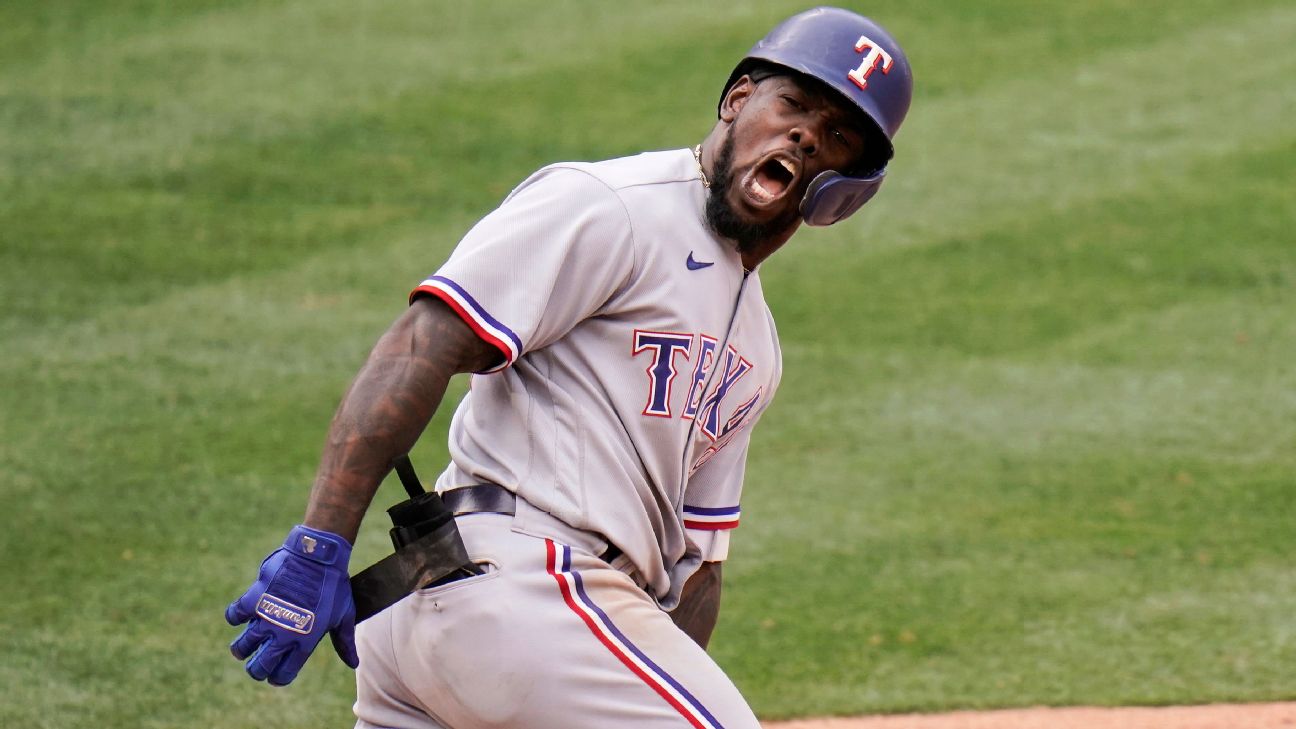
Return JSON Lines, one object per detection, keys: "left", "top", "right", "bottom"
{"left": 670, "top": 561, "right": 723, "bottom": 649}
{"left": 303, "top": 355, "right": 449, "bottom": 542}
{"left": 303, "top": 298, "right": 497, "bottom": 542}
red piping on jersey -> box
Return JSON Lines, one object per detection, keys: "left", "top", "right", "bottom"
{"left": 411, "top": 285, "right": 514, "bottom": 367}
{"left": 683, "top": 519, "right": 740, "bottom": 531}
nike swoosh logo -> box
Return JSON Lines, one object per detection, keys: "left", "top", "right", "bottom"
{"left": 686, "top": 252, "right": 714, "bottom": 270}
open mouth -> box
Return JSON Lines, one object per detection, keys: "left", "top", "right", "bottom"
{"left": 742, "top": 155, "right": 798, "bottom": 208}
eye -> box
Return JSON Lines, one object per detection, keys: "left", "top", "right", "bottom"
{"left": 780, "top": 94, "right": 804, "bottom": 111}
{"left": 831, "top": 128, "right": 853, "bottom": 148}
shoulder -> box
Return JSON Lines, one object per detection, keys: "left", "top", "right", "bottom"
{"left": 518, "top": 148, "right": 698, "bottom": 199}
{"left": 496, "top": 148, "right": 698, "bottom": 240}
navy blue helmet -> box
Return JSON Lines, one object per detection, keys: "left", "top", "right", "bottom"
{"left": 719, "top": 7, "right": 914, "bottom": 225}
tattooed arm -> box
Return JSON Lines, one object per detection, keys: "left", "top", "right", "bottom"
{"left": 671, "top": 561, "right": 723, "bottom": 649}
{"left": 302, "top": 297, "right": 499, "bottom": 543}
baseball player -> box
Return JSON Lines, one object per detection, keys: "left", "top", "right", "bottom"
{"left": 225, "top": 7, "right": 912, "bottom": 728}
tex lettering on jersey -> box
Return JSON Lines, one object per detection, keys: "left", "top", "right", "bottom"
{"left": 688, "top": 385, "right": 762, "bottom": 476}
{"left": 632, "top": 330, "right": 763, "bottom": 472}
{"left": 695, "top": 345, "right": 752, "bottom": 440}
{"left": 632, "top": 330, "right": 694, "bottom": 417}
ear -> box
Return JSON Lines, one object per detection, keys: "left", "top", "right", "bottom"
{"left": 719, "top": 75, "right": 757, "bottom": 124}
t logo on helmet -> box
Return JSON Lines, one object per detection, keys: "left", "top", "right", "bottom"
{"left": 847, "top": 35, "right": 894, "bottom": 91}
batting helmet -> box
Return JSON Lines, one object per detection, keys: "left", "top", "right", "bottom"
{"left": 719, "top": 7, "right": 913, "bottom": 226}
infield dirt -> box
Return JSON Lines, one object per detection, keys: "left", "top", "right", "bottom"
{"left": 765, "top": 702, "right": 1296, "bottom": 728}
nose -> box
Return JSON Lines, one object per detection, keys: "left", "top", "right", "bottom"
{"left": 788, "top": 125, "right": 820, "bottom": 157}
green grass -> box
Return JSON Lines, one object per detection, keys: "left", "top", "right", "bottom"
{"left": 1, "top": 1, "right": 1293, "bottom": 726}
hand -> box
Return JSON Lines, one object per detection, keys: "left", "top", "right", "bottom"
{"left": 225, "top": 525, "right": 359, "bottom": 686}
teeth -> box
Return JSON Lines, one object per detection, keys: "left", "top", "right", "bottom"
{"left": 777, "top": 158, "right": 795, "bottom": 175}
{"left": 747, "top": 177, "right": 775, "bottom": 201}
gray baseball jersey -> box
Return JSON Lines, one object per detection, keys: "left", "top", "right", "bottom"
{"left": 411, "top": 148, "right": 782, "bottom": 608}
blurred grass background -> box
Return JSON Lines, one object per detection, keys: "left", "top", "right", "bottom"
{"left": 1, "top": 1, "right": 1293, "bottom": 726}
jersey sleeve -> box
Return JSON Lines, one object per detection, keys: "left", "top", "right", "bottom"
{"left": 410, "top": 167, "right": 636, "bottom": 372}
{"left": 682, "top": 346, "right": 779, "bottom": 562}
{"left": 680, "top": 436, "right": 752, "bottom": 563}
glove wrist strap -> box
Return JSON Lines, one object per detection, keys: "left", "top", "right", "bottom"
{"left": 283, "top": 524, "right": 352, "bottom": 567}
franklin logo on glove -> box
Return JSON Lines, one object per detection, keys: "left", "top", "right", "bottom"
{"left": 225, "top": 524, "right": 359, "bottom": 686}
{"left": 256, "top": 595, "right": 316, "bottom": 634}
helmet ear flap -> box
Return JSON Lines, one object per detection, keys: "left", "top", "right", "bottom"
{"left": 799, "top": 169, "right": 885, "bottom": 226}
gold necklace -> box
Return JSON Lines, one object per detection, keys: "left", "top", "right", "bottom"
{"left": 692, "top": 144, "right": 710, "bottom": 189}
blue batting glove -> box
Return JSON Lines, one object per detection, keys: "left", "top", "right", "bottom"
{"left": 225, "top": 525, "right": 359, "bottom": 686}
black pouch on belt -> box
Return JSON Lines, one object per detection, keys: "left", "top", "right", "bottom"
{"left": 349, "top": 455, "right": 483, "bottom": 622}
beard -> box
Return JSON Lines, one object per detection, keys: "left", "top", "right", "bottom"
{"left": 704, "top": 132, "right": 800, "bottom": 254}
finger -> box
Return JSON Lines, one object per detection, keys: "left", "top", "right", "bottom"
{"left": 246, "top": 638, "right": 292, "bottom": 682}
{"left": 267, "top": 649, "right": 309, "bottom": 687}
{"left": 330, "top": 610, "right": 359, "bottom": 669}
{"left": 229, "top": 623, "right": 269, "bottom": 660}
{"left": 225, "top": 588, "right": 261, "bottom": 626}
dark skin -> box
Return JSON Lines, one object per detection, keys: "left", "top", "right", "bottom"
{"left": 303, "top": 297, "right": 498, "bottom": 542}
{"left": 671, "top": 560, "right": 723, "bottom": 648}
{"left": 300, "top": 72, "right": 866, "bottom": 651}
{"left": 700, "top": 73, "right": 869, "bottom": 271}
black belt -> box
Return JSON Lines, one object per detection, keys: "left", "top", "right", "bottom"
{"left": 443, "top": 484, "right": 521, "bottom": 517}
{"left": 443, "top": 484, "right": 623, "bottom": 564}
